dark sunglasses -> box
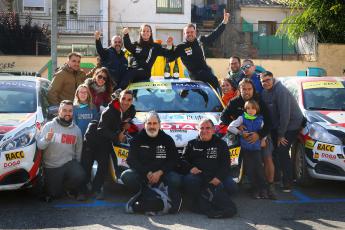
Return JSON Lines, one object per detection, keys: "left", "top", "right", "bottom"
{"left": 241, "top": 64, "right": 253, "bottom": 70}
{"left": 97, "top": 75, "right": 107, "bottom": 81}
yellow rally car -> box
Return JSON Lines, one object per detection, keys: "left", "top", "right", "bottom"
{"left": 109, "top": 78, "right": 242, "bottom": 183}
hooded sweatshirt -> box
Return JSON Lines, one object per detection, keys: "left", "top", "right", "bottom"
{"left": 37, "top": 117, "right": 83, "bottom": 168}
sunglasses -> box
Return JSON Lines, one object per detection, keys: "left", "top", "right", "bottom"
{"left": 241, "top": 64, "right": 253, "bottom": 70}
{"left": 97, "top": 75, "right": 107, "bottom": 81}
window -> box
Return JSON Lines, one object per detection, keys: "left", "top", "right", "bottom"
{"left": 23, "top": 0, "right": 45, "bottom": 12}
{"left": 258, "top": 21, "right": 276, "bottom": 36}
{"left": 157, "top": 0, "right": 183, "bottom": 14}
{"left": 57, "top": 44, "right": 97, "bottom": 56}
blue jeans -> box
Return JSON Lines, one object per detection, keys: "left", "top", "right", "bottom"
{"left": 183, "top": 173, "right": 238, "bottom": 199}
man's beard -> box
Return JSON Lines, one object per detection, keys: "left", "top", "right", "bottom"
{"left": 146, "top": 128, "right": 159, "bottom": 138}
{"left": 57, "top": 116, "right": 72, "bottom": 127}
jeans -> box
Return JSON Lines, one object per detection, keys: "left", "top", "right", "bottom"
{"left": 44, "top": 160, "right": 85, "bottom": 197}
{"left": 271, "top": 129, "right": 300, "bottom": 185}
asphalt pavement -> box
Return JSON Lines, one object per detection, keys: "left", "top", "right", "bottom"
{"left": 1, "top": 180, "right": 345, "bottom": 230}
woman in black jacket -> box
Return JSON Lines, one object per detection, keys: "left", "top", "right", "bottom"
{"left": 119, "top": 24, "right": 174, "bottom": 89}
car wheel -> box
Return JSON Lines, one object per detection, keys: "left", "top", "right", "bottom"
{"left": 292, "top": 141, "right": 314, "bottom": 186}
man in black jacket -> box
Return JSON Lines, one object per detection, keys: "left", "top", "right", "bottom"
{"left": 183, "top": 118, "right": 238, "bottom": 205}
{"left": 95, "top": 31, "right": 128, "bottom": 86}
{"left": 221, "top": 78, "right": 276, "bottom": 199}
{"left": 88, "top": 89, "right": 136, "bottom": 199}
{"left": 173, "top": 10, "right": 230, "bottom": 93}
{"left": 121, "top": 111, "right": 182, "bottom": 213}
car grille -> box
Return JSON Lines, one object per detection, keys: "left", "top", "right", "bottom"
{"left": 328, "top": 129, "right": 345, "bottom": 145}
{"left": 0, "top": 169, "right": 29, "bottom": 185}
{"left": 315, "top": 161, "right": 345, "bottom": 177}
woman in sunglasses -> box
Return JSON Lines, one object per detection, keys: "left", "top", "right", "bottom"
{"left": 85, "top": 67, "right": 113, "bottom": 112}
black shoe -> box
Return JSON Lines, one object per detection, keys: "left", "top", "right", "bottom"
{"left": 268, "top": 183, "right": 277, "bottom": 200}
{"left": 282, "top": 183, "right": 292, "bottom": 192}
{"left": 259, "top": 189, "right": 269, "bottom": 199}
{"left": 76, "top": 193, "right": 87, "bottom": 201}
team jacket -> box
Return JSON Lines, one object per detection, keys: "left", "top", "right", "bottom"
{"left": 174, "top": 22, "right": 226, "bottom": 74}
{"left": 182, "top": 135, "right": 229, "bottom": 182}
{"left": 97, "top": 98, "right": 136, "bottom": 143}
{"left": 127, "top": 129, "right": 178, "bottom": 177}
{"left": 123, "top": 34, "right": 174, "bottom": 76}
{"left": 221, "top": 95, "right": 271, "bottom": 139}
{"left": 95, "top": 39, "right": 128, "bottom": 83}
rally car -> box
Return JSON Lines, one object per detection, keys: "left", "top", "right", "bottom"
{"left": 0, "top": 74, "right": 50, "bottom": 191}
{"left": 281, "top": 77, "right": 345, "bottom": 186}
{"left": 109, "top": 78, "right": 241, "bottom": 183}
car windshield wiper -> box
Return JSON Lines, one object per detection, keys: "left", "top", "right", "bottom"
{"left": 306, "top": 107, "right": 342, "bottom": 111}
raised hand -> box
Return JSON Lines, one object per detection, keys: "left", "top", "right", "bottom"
{"left": 46, "top": 127, "right": 54, "bottom": 142}
{"left": 123, "top": 27, "right": 129, "bottom": 35}
{"left": 166, "top": 36, "right": 174, "bottom": 48}
{"left": 94, "top": 31, "right": 101, "bottom": 40}
{"left": 223, "top": 9, "right": 230, "bottom": 24}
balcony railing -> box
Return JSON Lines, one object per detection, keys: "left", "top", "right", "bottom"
{"left": 17, "top": 13, "right": 102, "bottom": 33}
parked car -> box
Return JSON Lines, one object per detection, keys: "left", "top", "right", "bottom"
{"left": 281, "top": 77, "right": 345, "bottom": 186}
{"left": 109, "top": 78, "right": 242, "bottom": 183}
{"left": 0, "top": 75, "right": 50, "bottom": 191}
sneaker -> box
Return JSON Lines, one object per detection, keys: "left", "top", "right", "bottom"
{"left": 282, "top": 183, "right": 292, "bottom": 193}
{"left": 76, "top": 193, "right": 87, "bottom": 201}
{"left": 259, "top": 189, "right": 269, "bottom": 199}
{"left": 267, "top": 183, "right": 277, "bottom": 200}
{"left": 95, "top": 190, "right": 104, "bottom": 200}
{"left": 252, "top": 191, "right": 261, "bottom": 199}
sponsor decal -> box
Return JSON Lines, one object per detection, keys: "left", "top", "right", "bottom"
{"left": 186, "top": 114, "right": 204, "bottom": 120}
{"left": 313, "top": 152, "right": 319, "bottom": 159}
{"left": 5, "top": 151, "right": 25, "bottom": 161}
{"left": 229, "top": 147, "right": 240, "bottom": 160}
{"left": 206, "top": 147, "right": 218, "bottom": 159}
{"left": 0, "top": 80, "right": 35, "bottom": 89}
{"left": 175, "top": 134, "right": 183, "bottom": 142}
{"left": 305, "top": 140, "right": 315, "bottom": 149}
{"left": 302, "top": 81, "right": 344, "bottom": 90}
{"left": 128, "top": 82, "right": 172, "bottom": 90}
{"left": 156, "top": 145, "right": 167, "bottom": 159}
{"left": 113, "top": 146, "right": 128, "bottom": 159}
{"left": 161, "top": 123, "right": 197, "bottom": 130}
{"left": 184, "top": 47, "right": 192, "bottom": 56}
{"left": 317, "top": 143, "right": 335, "bottom": 152}
{"left": 321, "top": 153, "right": 336, "bottom": 160}
{"left": 337, "top": 154, "right": 344, "bottom": 159}
{"left": 172, "top": 82, "right": 207, "bottom": 91}
{"left": 52, "top": 133, "right": 76, "bottom": 145}
{"left": 4, "top": 160, "right": 20, "bottom": 168}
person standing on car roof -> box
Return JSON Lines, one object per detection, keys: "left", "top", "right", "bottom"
{"left": 48, "top": 52, "right": 87, "bottom": 105}
{"left": 37, "top": 100, "right": 85, "bottom": 201}
{"left": 94, "top": 31, "right": 128, "bottom": 87}
{"left": 172, "top": 9, "right": 230, "bottom": 94}
{"left": 260, "top": 71, "right": 305, "bottom": 192}
{"left": 220, "top": 78, "right": 276, "bottom": 199}
{"left": 182, "top": 118, "right": 238, "bottom": 208}
{"left": 119, "top": 24, "right": 174, "bottom": 89}
{"left": 85, "top": 89, "right": 136, "bottom": 199}
{"left": 121, "top": 111, "right": 182, "bottom": 213}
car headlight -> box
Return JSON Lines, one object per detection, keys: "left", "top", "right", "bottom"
{"left": 1, "top": 125, "right": 36, "bottom": 151}
{"left": 309, "top": 123, "right": 342, "bottom": 145}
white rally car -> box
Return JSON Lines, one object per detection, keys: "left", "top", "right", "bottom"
{"left": 281, "top": 77, "right": 345, "bottom": 186}
{"left": 109, "top": 78, "right": 241, "bottom": 183}
{"left": 0, "top": 75, "right": 50, "bottom": 191}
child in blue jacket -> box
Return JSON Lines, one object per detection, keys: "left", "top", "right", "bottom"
{"left": 228, "top": 99, "right": 268, "bottom": 199}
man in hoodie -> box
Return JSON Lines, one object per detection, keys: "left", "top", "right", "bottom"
{"left": 260, "top": 71, "right": 304, "bottom": 191}
{"left": 37, "top": 100, "right": 85, "bottom": 200}
{"left": 95, "top": 31, "right": 128, "bottom": 86}
{"left": 48, "top": 52, "right": 87, "bottom": 105}
{"left": 91, "top": 89, "right": 136, "bottom": 199}
{"left": 173, "top": 10, "right": 230, "bottom": 93}
{"left": 121, "top": 111, "right": 182, "bottom": 213}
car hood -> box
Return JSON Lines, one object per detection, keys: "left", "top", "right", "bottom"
{"left": 0, "top": 113, "right": 35, "bottom": 135}
{"left": 133, "top": 112, "right": 221, "bottom": 148}
{"left": 305, "top": 110, "right": 345, "bottom": 131}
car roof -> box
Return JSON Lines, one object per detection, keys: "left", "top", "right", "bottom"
{"left": 279, "top": 76, "right": 345, "bottom": 84}
{"left": 0, "top": 75, "right": 49, "bottom": 84}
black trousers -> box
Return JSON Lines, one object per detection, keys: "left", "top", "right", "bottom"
{"left": 80, "top": 140, "right": 111, "bottom": 193}
{"left": 119, "top": 69, "right": 150, "bottom": 89}
{"left": 190, "top": 69, "right": 221, "bottom": 94}
{"left": 242, "top": 149, "right": 266, "bottom": 191}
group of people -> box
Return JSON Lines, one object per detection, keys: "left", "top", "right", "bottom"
{"left": 36, "top": 9, "right": 305, "bottom": 217}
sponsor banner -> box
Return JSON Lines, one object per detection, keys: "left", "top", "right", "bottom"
{"left": 302, "top": 81, "right": 344, "bottom": 90}
{"left": 172, "top": 82, "right": 207, "bottom": 91}
{"left": 128, "top": 82, "right": 172, "bottom": 90}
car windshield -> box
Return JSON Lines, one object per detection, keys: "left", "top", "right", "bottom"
{"left": 0, "top": 80, "right": 37, "bottom": 113}
{"left": 130, "top": 81, "right": 223, "bottom": 112}
{"left": 303, "top": 81, "right": 345, "bottom": 110}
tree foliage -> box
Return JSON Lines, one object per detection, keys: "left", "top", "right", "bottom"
{"left": 277, "top": 0, "right": 345, "bottom": 43}
{"left": 0, "top": 11, "right": 50, "bottom": 55}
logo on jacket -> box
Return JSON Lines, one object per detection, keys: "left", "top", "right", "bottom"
{"left": 184, "top": 47, "right": 192, "bottom": 56}
{"left": 206, "top": 147, "right": 218, "bottom": 159}
{"left": 156, "top": 145, "right": 167, "bottom": 159}
{"left": 135, "top": 47, "right": 142, "bottom": 53}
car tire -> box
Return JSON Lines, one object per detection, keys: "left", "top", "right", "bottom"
{"left": 292, "top": 141, "right": 314, "bottom": 186}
